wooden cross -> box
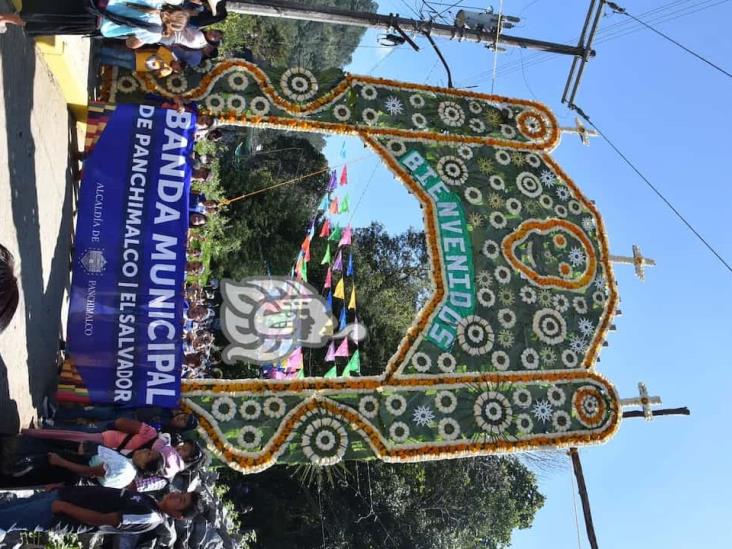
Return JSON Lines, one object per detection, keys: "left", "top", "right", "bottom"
{"left": 559, "top": 116, "right": 599, "bottom": 146}
{"left": 619, "top": 382, "right": 661, "bottom": 421}
{"left": 608, "top": 244, "right": 656, "bottom": 280}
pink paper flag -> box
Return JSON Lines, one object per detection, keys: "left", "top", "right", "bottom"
{"left": 287, "top": 348, "right": 303, "bottom": 371}
{"left": 339, "top": 225, "right": 352, "bottom": 247}
{"left": 334, "top": 338, "right": 349, "bottom": 357}
{"left": 339, "top": 165, "right": 348, "bottom": 186}
{"left": 324, "top": 341, "right": 336, "bottom": 362}
{"left": 329, "top": 197, "right": 339, "bottom": 214}
{"left": 324, "top": 267, "right": 332, "bottom": 289}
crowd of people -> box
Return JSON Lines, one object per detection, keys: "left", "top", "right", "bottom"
{"left": 0, "top": 166, "right": 231, "bottom": 545}
{"left": 1, "top": 0, "right": 229, "bottom": 70}
{"left": 0, "top": 1, "right": 252, "bottom": 543}
{"left": 184, "top": 151, "right": 226, "bottom": 381}
{"left": 0, "top": 403, "right": 208, "bottom": 543}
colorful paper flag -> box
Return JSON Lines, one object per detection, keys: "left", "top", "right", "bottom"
{"left": 286, "top": 348, "right": 303, "bottom": 371}
{"left": 343, "top": 350, "right": 361, "bottom": 376}
{"left": 329, "top": 225, "right": 342, "bottom": 242}
{"left": 333, "top": 277, "right": 345, "bottom": 299}
{"left": 346, "top": 253, "right": 354, "bottom": 277}
{"left": 339, "top": 225, "right": 352, "bottom": 247}
{"left": 348, "top": 286, "right": 356, "bottom": 310}
{"left": 319, "top": 218, "right": 331, "bottom": 238}
{"left": 300, "top": 260, "right": 308, "bottom": 282}
{"left": 338, "top": 306, "right": 347, "bottom": 331}
{"left": 328, "top": 169, "right": 337, "bottom": 192}
{"left": 324, "top": 341, "right": 336, "bottom": 362}
{"left": 324, "top": 267, "right": 332, "bottom": 289}
{"left": 324, "top": 365, "right": 338, "bottom": 378}
{"left": 334, "top": 338, "right": 349, "bottom": 357}
{"left": 329, "top": 197, "right": 339, "bottom": 214}
{"left": 339, "top": 194, "right": 350, "bottom": 213}
{"left": 339, "top": 165, "right": 348, "bottom": 186}
{"left": 295, "top": 257, "right": 304, "bottom": 280}
{"left": 319, "top": 195, "right": 330, "bottom": 211}
{"left": 321, "top": 244, "right": 331, "bottom": 265}
{"left": 325, "top": 290, "right": 333, "bottom": 313}
{"left": 332, "top": 250, "right": 343, "bottom": 272}
{"left": 339, "top": 141, "right": 347, "bottom": 159}
{"left": 296, "top": 368, "right": 305, "bottom": 379}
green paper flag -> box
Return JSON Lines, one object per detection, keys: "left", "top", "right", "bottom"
{"left": 339, "top": 194, "right": 350, "bottom": 213}
{"left": 296, "top": 368, "right": 305, "bottom": 379}
{"left": 324, "top": 365, "right": 338, "bottom": 378}
{"left": 321, "top": 243, "right": 331, "bottom": 265}
{"left": 343, "top": 350, "right": 360, "bottom": 376}
{"left": 301, "top": 259, "right": 308, "bottom": 282}
{"left": 329, "top": 226, "right": 343, "bottom": 242}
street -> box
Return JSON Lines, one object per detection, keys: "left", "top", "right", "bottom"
{"left": 0, "top": 0, "right": 81, "bottom": 435}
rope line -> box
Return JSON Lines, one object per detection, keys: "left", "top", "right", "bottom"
{"left": 222, "top": 154, "right": 371, "bottom": 205}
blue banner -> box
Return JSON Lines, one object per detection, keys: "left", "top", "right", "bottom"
{"left": 67, "top": 104, "right": 196, "bottom": 407}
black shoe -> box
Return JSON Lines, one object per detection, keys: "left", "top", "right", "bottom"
{"left": 11, "top": 457, "right": 34, "bottom": 477}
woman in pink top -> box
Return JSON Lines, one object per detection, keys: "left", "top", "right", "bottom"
{"left": 22, "top": 418, "right": 159, "bottom": 452}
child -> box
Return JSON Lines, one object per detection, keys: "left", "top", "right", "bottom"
{"left": 100, "top": 45, "right": 181, "bottom": 77}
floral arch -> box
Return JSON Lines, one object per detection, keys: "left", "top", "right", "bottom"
{"left": 108, "top": 61, "right": 621, "bottom": 472}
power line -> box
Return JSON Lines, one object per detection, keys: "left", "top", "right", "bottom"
{"left": 571, "top": 105, "right": 732, "bottom": 276}
{"left": 460, "top": 0, "right": 729, "bottom": 84}
{"left": 607, "top": 1, "right": 732, "bottom": 79}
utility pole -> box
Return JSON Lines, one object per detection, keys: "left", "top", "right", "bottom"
{"left": 228, "top": 1, "right": 592, "bottom": 57}
{"left": 569, "top": 448, "right": 599, "bottom": 549}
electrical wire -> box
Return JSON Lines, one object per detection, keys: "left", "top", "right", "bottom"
{"left": 519, "top": 49, "right": 539, "bottom": 100}
{"left": 496, "top": 0, "right": 730, "bottom": 78}
{"left": 569, "top": 466, "right": 583, "bottom": 549}
{"left": 460, "top": 0, "right": 729, "bottom": 84}
{"left": 572, "top": 106, "right": 732, "bottom": 276}
{"left": 347, "top": 159, "right": 380, "bottom": 226}
{"left": 434, "top": 0, "right": 468, "bottom": 20}
{"left": 607, "top": 1, "right": 732, "bottom": 79}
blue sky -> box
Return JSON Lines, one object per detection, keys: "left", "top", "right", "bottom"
{"left": 321, "top": 0, "right": 732, "bottom": 547}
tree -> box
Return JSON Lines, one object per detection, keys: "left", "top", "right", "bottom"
{"left": 348, "top": 223, "right": 430, "bottom": 375}
{"left": 217, "top": 0, "right": 378, "bottom": 69}
{"left": 211, "top": 133, "right": 329, "bottom": 280}
{"left": 219, "top": 456, "right": 544, "bottom": 548}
